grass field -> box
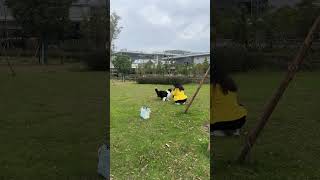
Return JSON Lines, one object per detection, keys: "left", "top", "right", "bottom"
{"left": 0, "top": 65, "right": 106, "bottom": 179}
{"left": 214, "top": 71, "right": 320, "bottom": 179}
{"left": 110, "top": 81, "right": 210, "bottom": 179}
{"left": 1, "top": 64, "right": 319, "bottom": 180}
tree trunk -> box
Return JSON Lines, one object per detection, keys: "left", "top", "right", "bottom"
{"left": 44, "top": 34, "right": 48, "bottom": 64}
{"left": 38, "top": 39, "right": 41, "bottom": 64}
{"left": 40, "top": 33, "right": 48, "bottom": 65}
{"left": 41, "top": 40, "right": 44, "bottom": 64}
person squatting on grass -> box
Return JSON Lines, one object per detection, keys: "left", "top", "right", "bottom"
{"left": 210, "top": 66, "right": 247, "bottom": 137}
{"left": 171, "top": 83, "right": 188, "bottom": 105}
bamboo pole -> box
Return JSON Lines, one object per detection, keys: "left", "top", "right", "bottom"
{"left": 237, "top": 15, "right": 320, "bottom": 163}
{"left": 184, "top": 66, "right": 210, "bottom": 113}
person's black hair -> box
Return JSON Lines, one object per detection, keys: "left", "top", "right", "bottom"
{"left": 173, "top": 83, "right": 184, "bottom": 91}
{"left": 212, "top": 65, "right": 237, "bottom": 94}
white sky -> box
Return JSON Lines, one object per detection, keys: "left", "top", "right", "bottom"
{"left": 111, "top": 0, "right": 210, "bottom": 53}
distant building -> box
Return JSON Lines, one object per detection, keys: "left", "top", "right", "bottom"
{"left": 163, "top": 50, "right": 191, "bottom": 55}
{"left": 162, "top": 52, "right": 210, "bottom": 65}
{"left": 131, "top": 59, "right": 173, "bottom": 69}
{"left": 112, "top": 50, "right": 210, "bottom": 70}
{"left": 132, "top": 59, "right": 154, "bottom": 69}
{"left": 113, "top": 50, "right": 177, "bottom": 61}
{"left": 113, "top": 50, "right": 177, "bottom": 68}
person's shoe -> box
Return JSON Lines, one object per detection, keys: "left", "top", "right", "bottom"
{"left": 183, "top": 102, "right": 186, "bottom": 105}
{"left": 175, "top": 103, "right": 180, "bottom": 105}
{"left": 212, "top": 130, "right": 226, "bottom": 137}
{"left": 233, "top": 129, "right": 240, "bottom": 136}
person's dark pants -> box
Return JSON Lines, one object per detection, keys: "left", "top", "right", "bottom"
{"left": 175, "top": 99, "right": 187, "bottom": 104}
{"left": 210, "top": 116, "right": 246, "bottom": 131}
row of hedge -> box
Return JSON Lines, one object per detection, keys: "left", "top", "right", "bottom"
{"left": 0, "top": 48, "right": 107, "bottom": 71}
{"left": 136, "top": 76, "right": 194, "bottom": 84}
{"left": 214, "top": 45, "right": 295, "bottom": 72}
{"left": 0, "top": 48, "right": 90, "bottom": 60}
{"left": 214, "top": 45, "right": 320, "bottom": 72}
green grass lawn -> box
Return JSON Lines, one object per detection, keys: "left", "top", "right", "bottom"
{"left": 2, "top": 65, "right": 319, "bottom": 180}
{"left": 110, "top": 81, "right": 210, "bottom": 179}
{"left": 0, "top": 66, "right": 106, "bottom": 179}
{"left": 214, "top": 71, "right": 320, "bottom": 179}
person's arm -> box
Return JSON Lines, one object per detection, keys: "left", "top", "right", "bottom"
{"left": 169, "top": 89, "right": 175, "bottom": 101}
{"left": 172, "top": 89, "right": 176, "bottom": 96}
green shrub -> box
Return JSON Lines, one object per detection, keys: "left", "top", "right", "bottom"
{"left": 214, "top": 45, "right": 286, "bottom": 72}
{"left": 214, "top": 45, "right": 249, "bottom": 72}
{"left": 246, "top": 51, "right": 270, "bottom": 70}
{"left": 136, "top": 76, "right": 192, "bottom": 84}
{"left": 82, "top": 49, "right": 107, "bottom": 71}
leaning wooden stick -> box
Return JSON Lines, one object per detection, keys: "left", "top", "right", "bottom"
{"left": 237, "top": 15, "right": 320, "bottom": 163}
{"left": 184, "top": 66, "right": 210, "bottom": 113}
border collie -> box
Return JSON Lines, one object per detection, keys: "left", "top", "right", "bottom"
{"left": 155, "top": 88, "right": 172, "bottom": 101}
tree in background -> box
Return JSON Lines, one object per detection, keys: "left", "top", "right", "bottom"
{"left": 136, "top": 64, "right": 145, "bottom": 76}
{"left": 163, "top": 63, "right": 170, "bottom": 75}
{"left": 264, "top": 6, "right": 298, "bottom": 42}
{"left": 184, "top": 64, "right": 191, "bottom": 76}
{"left": 203, "top": 58, "right": 209, "bottom": 73}
{"left": 6, "top": 0, "right": 74, "bottom": 64}
{"left": 216, "top": 6, "right": 239, "bottom": 39}
{"left": 81, "top": 4, "right": 108, "bottom": 50}
{"left": 156, "top": 61, "right": 164, "bottom": 75}
{"left": 112, "top": 54, "right": 131, "bottom": 81}
{"left": 192, "top": 64, "right": 204, "bottom": 77}
{"left": 232, "top": 5, "right": 249, "bottom": 48}
{"left": 79, "top": 1, "right": 109, "bottom": 70}
{"left": 295, "top": 0, "right": 320, "bottom": 38}
{"left": 218, "top": 0, "right": 319, "bottom": 49}
{"left": 175, "top": 64, "right": 189, "bottom": 76}
{"left": 144, "top": 60, "right": 154, "bottom": 74}
{"left": 110, "top": 12, "right": 122, "bottom": 52}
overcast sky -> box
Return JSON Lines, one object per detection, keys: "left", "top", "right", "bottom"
{"left": 110, "top": 0, "right": 210, "bottom": 53}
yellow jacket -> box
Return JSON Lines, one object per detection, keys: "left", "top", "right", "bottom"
{"left": 211, "top": 84, "right": 247, "bottom": 123}
{"left": 172, "top": 88, "right": 187, "bottom": 101}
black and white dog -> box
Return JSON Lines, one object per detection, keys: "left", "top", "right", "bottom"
{"left": 155, "top": 88, "right": 172, "bottom": 101}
